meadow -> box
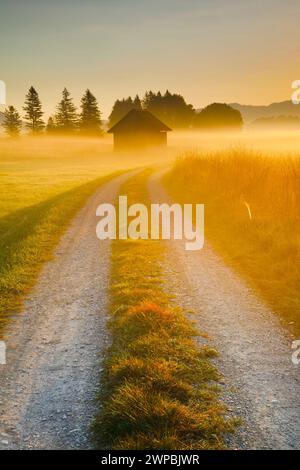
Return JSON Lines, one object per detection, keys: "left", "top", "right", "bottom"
{"left": 1, "top": 131, "right": 300, "bottom": 337}
{"left": 164, "top": 148, "right": 300, "bottom": 335}
{"left": 168, "top": 129, "right": 300, "bottom": 155}
{"left": 0, "top": 135, "right": 139, "bottom": 335}
{"left": 1, "top": 130, "right": 299, "bottom": 449}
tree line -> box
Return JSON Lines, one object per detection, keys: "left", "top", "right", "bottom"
{"left": 1, "top": 87, "right": 102, "bottom": 137}
{"left": 108, "top": 91, "right": 242, "bottom": 130}
{"left": 1, "top": 87, "right": 243, "bottom": 137}
{"left": 108, "top": 90, "right": 195, "bottom": 129}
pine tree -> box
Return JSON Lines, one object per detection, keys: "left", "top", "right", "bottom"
{"left": 79, "top": 89, "right": 102, "bottom": 135}
{"left": 55, "top": 88, "right": 78, "bottom": 133}
{"left": 133, "top": 95, "right": 142, "bottom": 110}
{"left": 46, "top": 116, "right": 56, "bottom": 134}
{"left": 142, "top": 90, "right": 195, "bottom": 128}
{"left": 23, "top": 86, "right": 45, "bottom": 133}
{"left": 142, "top": 90, "right": 155, "bottom": 109}
{"left": 108, "top": 97, "right": 134, "bottom": 127}
{"left": 3, "top": 106, "right": 22, "bottom": 137}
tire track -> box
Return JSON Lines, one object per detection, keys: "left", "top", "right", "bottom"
{"left": 148, "top": 171, "right": 300, "bottom": 450}
{"left": 0, "top": 172, "right": 135, "bottom": 450}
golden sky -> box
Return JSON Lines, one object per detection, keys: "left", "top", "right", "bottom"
{"left": 1, "top": 0, "right": 299, "bottom": 118}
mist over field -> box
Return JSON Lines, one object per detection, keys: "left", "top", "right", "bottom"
{"left": 1, "top": 0, "right": 300, "bottom": 455}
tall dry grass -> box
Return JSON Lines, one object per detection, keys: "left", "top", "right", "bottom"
{"left": 164, "top": 149, "right": 300, "bottom": 334}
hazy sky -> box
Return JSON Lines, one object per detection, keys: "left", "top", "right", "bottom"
{"left": 1, "top": 0, "right": 299, "bottom": 118}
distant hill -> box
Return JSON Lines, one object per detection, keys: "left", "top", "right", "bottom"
{"left": 230, "top": 100, "right": 300, "bottom": 123}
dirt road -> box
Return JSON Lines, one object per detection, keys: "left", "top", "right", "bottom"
{"left": 149, "top": 171, "right": 300, "bottom": 450}
{"left": 0, "top": 172, "right": 132, "bottom": 450}
{"left": 1, "top": 169, "right": 299, "bottom": 450}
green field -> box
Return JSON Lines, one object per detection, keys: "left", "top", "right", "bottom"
{"left": 0, "top": 136, "right": 134, "bottom": 335}
{"left": 2, "top": 134, "right": 300, "bottom": 339}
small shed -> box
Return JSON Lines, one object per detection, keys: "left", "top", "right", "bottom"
{"left": 108, "top": 109, "right": 171, "bottom": 151}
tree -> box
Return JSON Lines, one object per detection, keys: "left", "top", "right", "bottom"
{"left": 142, "top": 90, "right": 156, "bottom": 112}
{"left": 23, "top": 86, "right": 45, "bottom": 133}
{"left": 142, "top": 90, "right": 195, "bottom": 128}
{"left": 55, "top": 88, "right": 78, "bottom": 133}
{"left": 3, "top": 106, "right": 22, "bottom": 137}
{"left": 108, "top": 97, "right": 134, "bottom": 127}
{"left": 109, "top": 90, "right": 195, "bottom": 129}
{"left": 79, "top": 89, "right": 102, "bottom": 135}
{"left": 46, "top": 116, "right": 56, "bottom": 134}
{"left": 194, "top": 103, "right": 243, "bottom": 130}
{"left": 133, "top": 95, "right": 142, "bottom": 110}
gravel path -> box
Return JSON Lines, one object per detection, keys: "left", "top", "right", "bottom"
{"left": 0, "top": 172, "right": 133, "bottom": 450}
{"left": 149, "top": 171, "right": 300, "bottom": 450}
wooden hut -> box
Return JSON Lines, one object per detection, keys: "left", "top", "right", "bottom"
{"left": 108, "top": 109, "right": 171, "bottom": 151}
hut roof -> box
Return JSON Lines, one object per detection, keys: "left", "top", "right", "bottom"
{"left": 108, "top": 109, "right": 172, "bottom": 133}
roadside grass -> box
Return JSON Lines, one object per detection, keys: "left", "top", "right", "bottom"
{"left": 0, "top": 135, "right": 135, "bottom": 336}
{"left": 93, "top": 171, "right": 236, "bottom": 450}
{"left": 0, "top": 174, "right": 122, "bottom": 336}
{"left": 164, "top": 150, "right": 300, "bottom": 335}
